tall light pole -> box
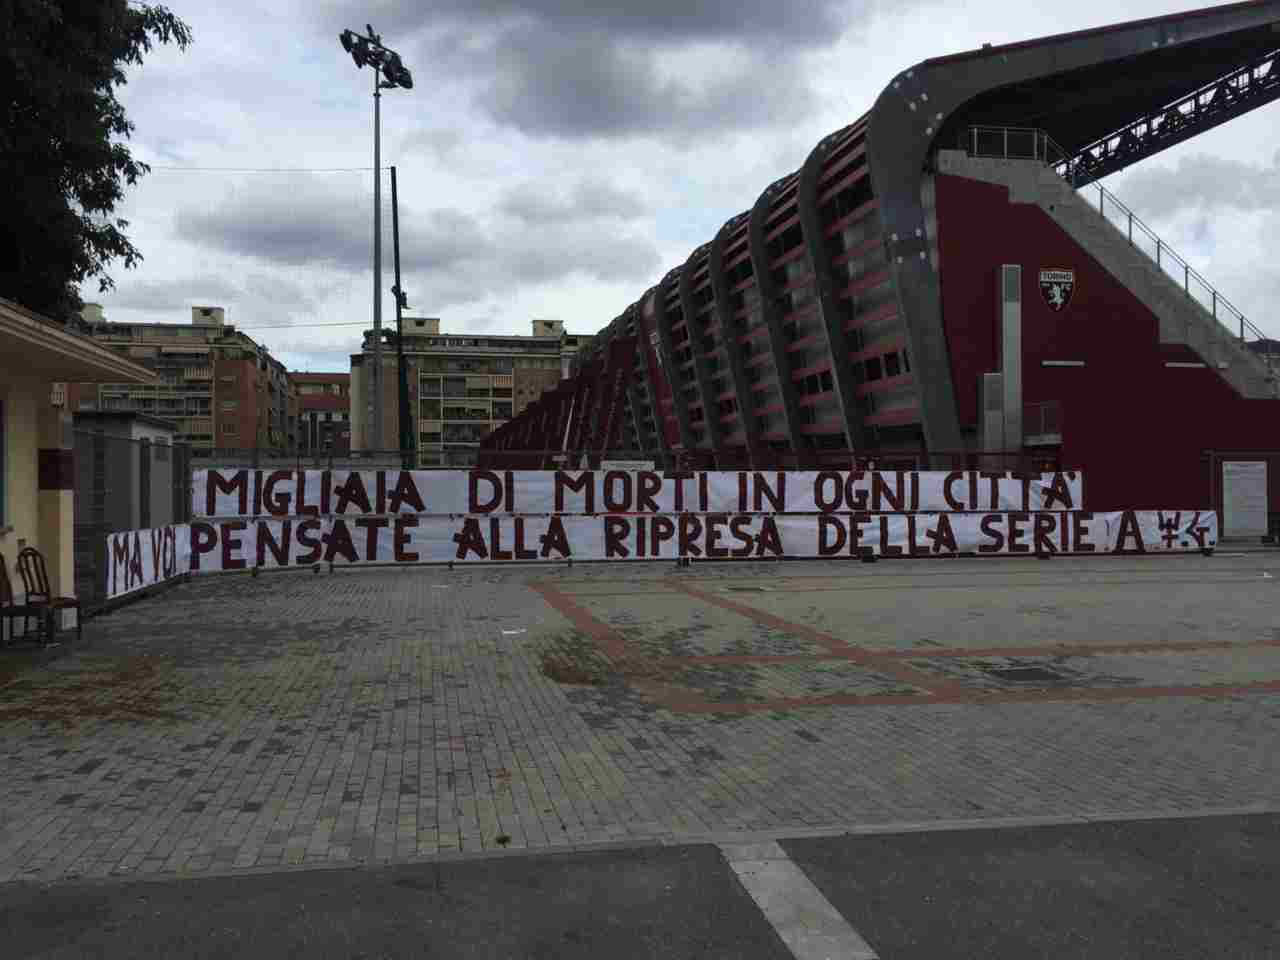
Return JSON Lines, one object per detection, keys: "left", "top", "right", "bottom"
{"left": 390, "top": 165, "right": 413, "bottom": 470}
{"left": 340, "top": 24, "right": 413, "bottom": 453}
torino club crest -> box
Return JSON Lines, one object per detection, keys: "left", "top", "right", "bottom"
{"left": 1039, "top": 268, "right": 1075, "bottom": 311}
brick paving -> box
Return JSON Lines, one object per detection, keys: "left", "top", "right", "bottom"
{"left": 1, "top": 555, "right": 1279, "bottom": 884}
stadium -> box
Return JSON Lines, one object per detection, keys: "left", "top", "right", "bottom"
{"left": 483, "top": 1, "right": 1280, "bottom": 532}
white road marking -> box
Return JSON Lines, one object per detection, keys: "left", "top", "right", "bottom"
{"left": 720, "top": 840, "right": 878, "bottom": 960}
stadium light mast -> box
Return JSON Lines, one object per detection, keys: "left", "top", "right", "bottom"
{"left": 339, "top": 24, "right": 413, "bottom": 453}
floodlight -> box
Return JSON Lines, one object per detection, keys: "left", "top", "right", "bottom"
{"left": 383, "top": 53, "right": 413, "bottom": 89}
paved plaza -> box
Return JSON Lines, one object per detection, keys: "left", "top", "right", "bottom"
{"left": 1, "top": 553, "right": 1279, "bottom": 884}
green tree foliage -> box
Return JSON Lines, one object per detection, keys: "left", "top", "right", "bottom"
{"left": 0, "top": 1, "right": 192, "bottom": 322}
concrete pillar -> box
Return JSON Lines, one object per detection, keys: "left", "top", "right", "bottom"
{"left": 36, "top": 403, "right": 75, "bottom": 623}
{"left": 1001, "top": 264, "right": 1023, "bottom": 450}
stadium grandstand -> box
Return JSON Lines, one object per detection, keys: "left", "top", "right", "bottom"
{"left": 483, "top": 1, "right": 1280, "bottom": 525}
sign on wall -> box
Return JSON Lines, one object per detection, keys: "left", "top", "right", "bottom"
{"left": 1039, "top": 268, "right": 1075, "bottom": 311}
{"left": 192, "top": 469, "right": 1085, "bottom": 520}
{"left": 1222, "top": 461, "right": 1268, "bottom": 537}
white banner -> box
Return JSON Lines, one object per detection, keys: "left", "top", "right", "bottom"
{"left": 192, "top": 468, "right": 1086, "bottom": 519}
{"left": 177, "top": 509, "right": 1215, "bottom": 570}
{"left": 105, "top": 524, "right": 192, "bottom": 600}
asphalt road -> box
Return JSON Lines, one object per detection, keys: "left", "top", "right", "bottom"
{"left": 2, "top": 815, "right": 1277, "bottom": 959}
{"left": 784, "top": 813, "right": 1280, "bottom": 960}
{"left": 0, "top": 843, "right": 790, "bottom": 960}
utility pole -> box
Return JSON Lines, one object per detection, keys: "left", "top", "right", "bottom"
{"left": 391, "top": 165, "right": 413, "bottom": 469}
{"left": 372, "top": 65, "right": 382, "bottom": 451}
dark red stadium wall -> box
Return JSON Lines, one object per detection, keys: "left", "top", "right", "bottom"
{"left": 933, "top": 172, "right": 1280, "bottom": 512}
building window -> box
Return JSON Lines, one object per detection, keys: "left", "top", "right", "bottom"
{"left": 222, "top": 422, "right": 238, "bottom": 435}
{"left": 221, "top": 400, "right": 237, "bottom": 410}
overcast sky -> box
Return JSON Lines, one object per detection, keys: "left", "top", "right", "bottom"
{"left": 85, "top": 0, "right": 1280, "bottom": 372}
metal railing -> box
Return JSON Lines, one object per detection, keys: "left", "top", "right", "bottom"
{"left": 965, "top": 125, "right": 1269, "bottom": 349}
{"left": 193, "top": 448, "right": 417, "bottom": 469}
{"left": 1081, "top": 179, "right": 1270, "bottom": 348}
{"left": 190, "top": 447, "right": 1056, "bottom": 472}
{"left": 477, "top": 448, "right": 1069, "bottom": 473}
{"left": 966, "top": 125, "right": 1071, "bottom": 167}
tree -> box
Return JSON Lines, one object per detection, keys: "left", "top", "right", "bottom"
{"left": 0, "top": 1, "right": 192, "bottom": 322}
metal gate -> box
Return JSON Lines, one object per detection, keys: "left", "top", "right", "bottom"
{"left": 72, "top": 430, "right": 194, "bottom": 616}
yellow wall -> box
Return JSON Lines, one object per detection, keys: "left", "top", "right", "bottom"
{"left": 0, "top": 373, "right": 41, "bottom": 605}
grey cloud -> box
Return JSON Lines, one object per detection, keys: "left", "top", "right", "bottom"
{"left": 1110, "top": 150, "right": 1280, "bottom": 218}
{"left": 170, "top": 172, "right": 661, "bottom": 314}
{"left": 472, "top": 24, "right": 820, "bottom": 139}
{"left": 400, "top": 225, "right": 662, "bottom": 314}
{"left": 102, "top": 276, "right": 245, "bottom": 313}
{"left": 320, "top": 0, "right": 856, "bottom": 140}
{"left": 500, "top": 178, "right": 648, "bottom": 224}
{"left": 172, "top": 176, "right": 490, "bottom": 275}
{"left": 99, "top": 273, "right": 339, "bottom": 326}
{"left": 319, "top": 0, "right": 847, "bottom": 48}
{"left": 399, "top": 128, "right": 464, "bottom": 161}
{"left": 504, "top": 232, "right": 661, "bottom": 285}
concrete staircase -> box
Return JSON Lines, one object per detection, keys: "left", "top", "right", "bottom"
{"left": 935, "top": 150, "right": 1279, "bottom": 399}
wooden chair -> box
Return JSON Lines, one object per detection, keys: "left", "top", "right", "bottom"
{"left": 15, "top": 547, "right": 81, "bottom": 645}
{"left": 1, "top": 553, "right": 53, "bottom": 646}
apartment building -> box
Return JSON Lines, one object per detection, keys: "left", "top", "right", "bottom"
{"left": 70, "top": 304, "right": 295, "bottom": 456}
{"left": 350, "top": 317, "right": 582, "bottom": 466}
{"left": 292, "top": 371, "right": 351, "bottom": 454}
